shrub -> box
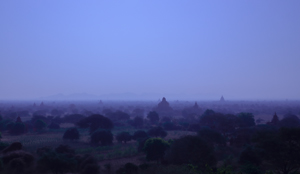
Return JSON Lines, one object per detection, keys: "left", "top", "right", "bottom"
{"left": 63, "top": 128, "right": 80, "bottom": 140}
{"left": 76, "top": 114, "right": 113, "bottom": 134}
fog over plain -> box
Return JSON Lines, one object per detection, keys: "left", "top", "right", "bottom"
{"left": 0, "top": 1, "right": 299, "bottom": 100}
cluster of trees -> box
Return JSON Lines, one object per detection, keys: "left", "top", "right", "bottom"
{"left": 0, "top": 142, "right": 100, "bottom": 174}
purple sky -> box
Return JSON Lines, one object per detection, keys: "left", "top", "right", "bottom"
{"left": 1, "top": 1, "right": 300, "bottom": 100}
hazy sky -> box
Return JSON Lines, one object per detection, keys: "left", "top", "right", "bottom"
{"left": 1, "top": 1, "right": 299, "bottom": 100}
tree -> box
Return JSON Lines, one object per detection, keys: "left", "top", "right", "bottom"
{"left": 197, "top": 127, "right": 226, "bottom": 146}
{"left": 63, "top": 114, "right": 85, "bottom": 123}
{"left": 107, "top": 110, "right": 130, "bottom": 121}
{"left": 279, "top": 114, "right": 300, "bottom": 128}
{"left": 237, "top": 113, "right": 255, "bottom": 127}
{"left": 239, "top": 146, "right": 261, "bottom": 166}
{"left": 252, "top": 127, "right": 300, "bottom": 174}
{"left": 147, "top": 126, "right": 167, "bottom": 138}
{"left": 10, "top": 122, "right": 26, "bottom": 135}
{"left": 34, "top": 119, "right": 47, "bottom": 131}
{"left": 90, "top": 129, "right": 113, "bottom": 146}
{"left": 162, "top": 122, "right": 176, "bottom": 130}
{"left": 132, "top": 130, "right": 148, "bottom": 141}
{"left": 76, "top": 114, "right": 114, "bottom": 134}
{"left": 147, "top": 111, "right": 159, "bottom": 124}
{"left": 131, "top": 117, "right": 144, "bottom": 128}
{"left": 63, "top": 128, "right": 80, "bottom": 140}
{"left": 37, "top": 151, "right": 77, "bottom": 174}
{"left": 48, "top": 122, "right": 60, "bottom": 129}
{"left": 116, "top": 132, "right": 132, "bottom": 143}
{"left": 143, "top": 138, "right": 170, "bottom": 164}
{"left": 165, "top": 135, "right": 216, "bottom": 170}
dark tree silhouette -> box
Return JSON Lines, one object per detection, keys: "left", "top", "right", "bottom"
{"left": 116, "top": 131, "right": 132, "bottom": 143}
{"left": 63, "top": 128, "right": 80, "bottom": 140}
{"left": 10, "top": 123, "right": 26, "bottom": 135}
{"left": 90, "top": 129, "right": 113, "bottom": 146}
{"left": 252, "top": 127, "right": 300, "bottom": 174}
{"left": 133, "top": 130, "right": 148, "bottom": 141}
{"left": 165, "top": 135, "right": 216, "bottom": 170}
{"left": 279, "top": 114, "right": 300, "bottom": 128}
{"left": 143, "top": 138, "right": 170, "bottom": 164}
{"left": 34, "top": 119, "right": 47, "bottom": 131}
{"left": 237, "top": 112, "right": 255, "bottom": 127}
{"left": 239, "top": 146, "right": 261, "bottom": 166}
{"left": 63, "top": 114, "right": 85, "bottom": 123}
{"left": 76, "top": 114, "right": 113, "bottom": 134}
{"left": 48, "top": 122, "right": 60, "bottom": 129}
{"left": 197, "top": 127, "right": 226, "bottom": 146}
{"left": 131, "top": 116, "right": 144, "bottom": 128}
{"left": 147, "top": 126, "right": 167, "bottom": 138}
{"left": 147, "top": 111, "right": 159, "bottom": 124}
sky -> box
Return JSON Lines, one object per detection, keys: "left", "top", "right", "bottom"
{"left": 0, "top": 0, "right": 300, "bottom": 100}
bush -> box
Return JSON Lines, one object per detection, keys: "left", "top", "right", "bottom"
{"left": 63, "top": 128, "right": 80, "bottom": 140}
{"left": 116, "top": 131, "right": 132, "bottom": 143}
{"left": 91, "top": 129, "right": 113, "bottom": 146}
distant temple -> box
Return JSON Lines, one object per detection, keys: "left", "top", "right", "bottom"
{"left": 193, "top": 102, "right": 199, "bottom": 109}
{"left": 220, "top": 96, "right": 225, "bottom": 102}
{"left": 271, "top": 112, "right": 279, "bottom": 124}
{"left": 156, "top": 97, "right": 173, "bottom": 112}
